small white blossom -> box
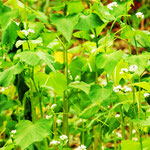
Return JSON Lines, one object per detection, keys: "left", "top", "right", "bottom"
{"left": 0, "top": 87, "right": 5, "bottom": 92}
{"left": 91, "top": 49, "right": 96, "bottom": 53}
{"left": 50, "top": 140, "right": 60, "bottom": 146}
{"left": 136, "top": 12, "right": 144, "bottom": 19}
{"left": 133, "top": 137, "right": 138, "bottom": 141}
{"left": 123, "top": 86, "right": 132, "bottom": 92}
{"left": 132, "top": 130, "right": 136, "bottom": 134}
{"left": 75, "top": 145, "right": 86, "bottom": 150}
{"left": 144, "top": 93, "right": 150, "bottom": 98}
{"left": 21, "top": 29, "right": 35, "bottom": 36}
{"left": 60, "top": 135, "right": 68, "bottom": 141}
{"left": 116, "top": 132, "right": 122, "bottom": 138}
{"left": 56, "top": 119, "right": 62, "bottom": 126}
{"left": 115, "top": 114, "right": 120, "bottom": 118}
{"left": 11, "top": 130, "right": 16, "bottom": 134}
{"left": 129, "top": 64, "right": 138, "bottom": 72}
{"left": 28, "top": 29, "right": 35, "bottom": 33}
{"left": 46, "top": 115, "right": 52, "bottom": 119}
{"left": 107, "top": 2, "right": 118, "bottom": 10}
{"left": 91, "top": 34, "right": 95, "bottom": 38}
{"left": 51, "top": 104, "right": 57, "bottom": 109}
{"left": 10, "top": 130, "right": 16, "bottom": 138}
{"left": 113, "top": 85, "right": 122, "bottom": 92}
{"left": 120, "top": 68, "right": 128, "bottom": 74}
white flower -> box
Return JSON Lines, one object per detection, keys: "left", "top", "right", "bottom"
{"left": 46, "top": 115, "right": 52, "bottom": 119}
{"left": 11, "top": 130, "right": 16, "bottom": 134}
{"left": 60, "top": 135, "right": 68, "bottom": 141}
{"left": 0, "top": 87, "right": 5, "bottom": 92}
{"left": 132, "top": 130, "right": 136, "bottom": 134}
{"left": 51, "top": 104, "right": 57, "bottom": 109}
{"left": 56, "top": 119, "right": 62, "bottom": 126}
{"left": 91, "top": 34, "right": 95, "bottom": 38}
{"left": 136, "top": 12, "right": 144, "bottom": 19}
{"left": 129, "top": 64, "right": 138, "bottom": 72}
{"left": 21, "top": 29, "right": 35, "bottom": 36}
{"left": 144, "top": 93, "right": 150, "bottom": 98}
{"left": 115, "top": 114, "right": 120, "bottom": 118}
{"left": 75, "top": 145, "right": 86, "bottom": 150}
{"left": 113, "top": 85, "right": 122, "bottom": 92}
{"left": 120, "top": 68, "right": 128, "bottom": 74}
{"left": 107, "top": 2, "right": 118, "bottom": 10}
{"left": 50, "top": 140, "right": 60, "bottom": 146}
{"left": 28, "top": 29, "right": 35, "bottom": 33}
{"left": 133, "top": 137, "right": 138, "bottom": 141}
{"left": 10, "top": 130, "right": 16, "bottom": 138}
{"left": 91, "top": 49, "right": 96, "bottom": 53}
{"left": 116, "top": 132, "right": 122, "bottom": 138}
{"left": 123, "top": 86, "right": 132, "bottom": 92}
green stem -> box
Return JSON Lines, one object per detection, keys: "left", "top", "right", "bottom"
{"left": 99, "top": 125, "right": 102, "bottom": 150}
{"left": 63, "top": 42, "right": 69, "bottom": 143}
{"left": 54, "top": 93, "right": 57, "bottom": 139}
{"left": 114, "top": 130, "right": 117, "bottom": 150}
{"left": 129, "top": 120, "right": 133, "bottom": 140}
{"left": 82, "top": 120, "right": 85, "bottom": 145}
{"left": 120, "top": 105, "right": 125, "bottom": 140}
{"left": 94, "top": 29, "right": 98, "bottom": 48}
{"left": 138, "top": 77, "right": 141, "bottom": 119}
{"left": 139, "top": 127, "right": 143, "bottom": 150}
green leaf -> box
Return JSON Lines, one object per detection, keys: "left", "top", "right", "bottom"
{"left": 96, "top": 50, "right": 123, "bottom": 74}
{"left": 46, "top": 71, "right": 67, "bottom": 96}
{"left": 69, "top": 81, "right": 90, "bottom": 94}
{"left": 125, "top": 53, "right": 149, "bottom": 75}
{"left": 42, "top": 31, "right": 56, "bottom": 47}
{"left": 89, "top": 82, "right": 113, "bottom": 103}
{"left": 121, "top": 140, "right": 140, "bottom": 150}
{"left": 132, "top": 117, "right": 150, "bottom": 126}
{"left": 108, "top": 118, "right": 120, "bottom": 134}
{"left": 73, "top": 30, "right": 91, "bottom": 40}
{"left": 69, "top": 57, "right": 87, "bottom": 79}
{"left": 2, "top": 21, "right": 19, "bottom": 45}
{"left": 75, "top": 13, "right": 103, "bottom": 31}
{"left": 35, "top": 71, "right": 67, "bottom": 96}
{"left": 0, "top": 2, "right": 18, "bottom": 28}
{"left": 15, "top": 51, "right": 55, "bottom": 72}
{"left": 50, "top": 13, "right": 79, "bottom": 42}
{"left": 15, "top": 51, "right": 40, "bottom": 66}
{"left": 14, "top": 119, "right": 53, "bottom": 150}
{"left": 0, "top": 63, "right": 23, "bottom": 87}
{"left": 93, "top": 2, "right": 114, "bottom": 22}
{"left": 79, "top": 104, "right": 99, "bottom": 119}
{"left": 133, "top": 82, "right": 150, "bottom": 92}
{"left": 121, "top": 26, "right": 150, "bottom": 49}
{"left": 68, "top": 1, "right": 84, "bottom": 14}
{"left": 36, "top": 51, "right": 55, "bottom": 72}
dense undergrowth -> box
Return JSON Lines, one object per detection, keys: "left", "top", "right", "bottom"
{"left": 0, "top": 0, "right": 150, "bottom": 150}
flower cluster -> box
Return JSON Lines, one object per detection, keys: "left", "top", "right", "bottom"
{"left": 51, "top": 104, "right": 57, "bottom": 109}
{"left": 21, "top": 29, "right": 35, "bottom": 36}
{"left": 50, "top": 140, "right": 60, "bottom": 146}
{"left": 60, "top": 135, "right": 68, "bottom": 141}
{"left": 45, "top": 115, "right": 52, "bottom": 119}
{"left": 113, "top": 85, "right": 132, "bottom": 93}
{"left": 10, "top": 130, "right": 16, "bottom": 138}
{"left": 50, "top": 135, "right": 68, "bottom": 146}
{"left": 136, "top": 12, "right": 144, "bottom": 19}
{"left": 107, "top": 2, "right": 118, "bottom": 10}
{"left": 75, "top": 145, "right": 86, "bottom": 150}
{"left": 144, "top": 93, "right": 150, "bottom": 98}
{"left": 120, "top": 64, "right": 138, "bottom": 74}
